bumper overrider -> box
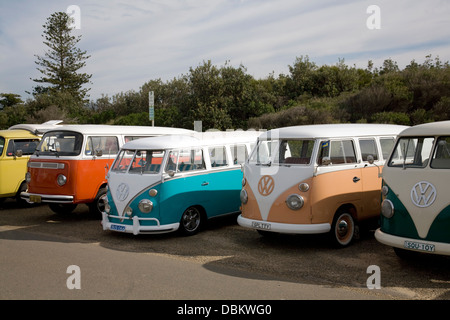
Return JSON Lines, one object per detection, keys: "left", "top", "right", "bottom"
{"left": 101, "top": 212, "right": 179, "bottom": 235}
{"left": 21, "top": 192, "right": 74, "bottom": 204}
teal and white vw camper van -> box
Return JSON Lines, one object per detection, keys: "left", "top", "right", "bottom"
{"left": 375, "top": 121, "right": 450, "bottom": 256}
{"left": 101, "top": 131, "right": 260, "bottom": 236}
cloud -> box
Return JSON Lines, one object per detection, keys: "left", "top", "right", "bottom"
{"left": 1, "top": 0, "right": 449, "bottom": 101}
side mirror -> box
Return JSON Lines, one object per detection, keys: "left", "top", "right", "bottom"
{"left": 15, "top": 150, "right": 23, "bottom": 158}
{"left": 167, "top": 170, "right": 175, "bottom": 177}
{"left": 321, "top": 157, "right": 331, "bottom": 166}
{"left": 366, "top": 154, "right": 382, "bottom": 178}
{"left": 94, "top": 148, "right": 103, "bottom": 157}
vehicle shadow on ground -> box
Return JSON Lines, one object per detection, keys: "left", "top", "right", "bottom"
{"left": 1, "top": 200, "right": 450, "bottom": 299}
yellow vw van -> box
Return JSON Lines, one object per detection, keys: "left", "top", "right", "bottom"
{"left": 1, "top": 120, "right": 62, "bottom": 204}
{"left": 0, "top": 129, "right": 40, "bottom": 204}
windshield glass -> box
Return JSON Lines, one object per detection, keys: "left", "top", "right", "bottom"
{"left": 388, "top": 137, "right": 434, "bottom": 168}
{"left": 37, "top": 131, "right": 83, "bottom": 156}
{"left": 249, "top": 139, "right": 315, "bottom": 165}
{"left": 111, "top": 149, "right": 165, "bottom": 174}
{"left": 431, "top": 136, "right": 450, "bottom": 169}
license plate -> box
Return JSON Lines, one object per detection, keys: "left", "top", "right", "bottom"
{"left": 404, "top": 240, "right": 435, "bottom": 252}
{"left": 110, "top": 224, "right": 126, "bottom": 232}
{"left": 252, "top": 221, "right": 271, "bottom": 230}
{"left": 29, "top": 195, "right": 41, "bottom": 203}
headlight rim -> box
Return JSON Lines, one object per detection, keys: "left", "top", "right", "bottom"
{"left": 240, "top": 189, "right": 248, "bottom": 204}
{"left": 381, "top": 199, "right": 394, "bottom": 218}
{"left": 56, "top": 174, "right": 67, "bottom": 186}
{"left": 138, "top": 199, "right": 153, "bottom": 213}
{"left": 286, "top": 194, "right": 304, "bottom": 210}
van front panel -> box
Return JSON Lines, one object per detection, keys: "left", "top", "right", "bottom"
{"left": 380, "top": 169, "right": 450, "bottom": 243}
{"left": 26, "top": 159, "right": 75, "bottom": 199}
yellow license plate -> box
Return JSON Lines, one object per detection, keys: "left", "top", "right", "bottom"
{"left": 29, "top": 195, "right": 42, "bottom": 203}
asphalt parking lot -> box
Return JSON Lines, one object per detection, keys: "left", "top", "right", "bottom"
{"left": 1, "top": 199, "right": 449, "bottom": 300}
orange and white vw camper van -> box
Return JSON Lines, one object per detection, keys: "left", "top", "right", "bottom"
{"left": 21, "top": 124, "right": 193, "bottom": 216}
{"left": 238, "top": 123, "right": 407, "bottom": 246}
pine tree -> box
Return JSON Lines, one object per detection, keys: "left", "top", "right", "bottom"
{"left": 32, "top": 12, "right": 92, "bottom": 101}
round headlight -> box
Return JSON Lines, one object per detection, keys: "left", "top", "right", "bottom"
{"left": 57, "top": 174, "right": 67, "bottom": 186}
{"left": 240, "top": 189, "right": 248, "bottom": 204}
{"left": 125, "top": 207, "right": 133, "bottom": 216}
{"left": 382, "top": 185, "right": 389, "bottom": 196}
{"left": 286, "top": 194, "right": 304, "bottom": 210}
{"left": 25, "top": 172, "right": 31, "bottom": 183}
{"left": 138, "top": 199, "right": 153, "bottom": 213}
{"left": 298, "top": 183, "right": 310, "bottom": 192}
{"left": 381, "top": 199, "right": 394, "bottom": 218}
{"left": 242, "top": 178, "right": 246, "bottom": 187}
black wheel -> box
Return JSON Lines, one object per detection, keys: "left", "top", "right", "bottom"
{"left": 88, "top": 187, "right": 107, "bottom": 218}
{"left": 16, "top": 182, "right": 31, "bottom": 207}
{"left": 179, "top": 206, "right": 202, "bottom": 236}
{"left": 49, "top": 203, "right": 78, "bottom": 214}
{"left": 330, "top": 212, "right": 355, "bottom": 247}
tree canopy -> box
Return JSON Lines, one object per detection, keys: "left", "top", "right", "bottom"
{"left": 32, "top": 12, "right": 92, "bottom": 101}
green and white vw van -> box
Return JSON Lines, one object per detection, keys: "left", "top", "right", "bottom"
{"left": 375, "top": 121, "right": 450, "bottom": 256}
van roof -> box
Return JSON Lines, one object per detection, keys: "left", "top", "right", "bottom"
{"left": 121, "top": 131, "right": 262, "bottom": 150}
{"left": 8, "top": 120, "right": 63, "bottom": 135}
{"left": 0, "top": 129, "right": 40, "bottom": 139}
{"left": 397, "top": 120, "right": 450, "bottom": 136}
{"left": 258, "top": 124, "right": 409, "bottom": 140}
{"left": 41, "top": 124, "right": 194, "bottom": 136}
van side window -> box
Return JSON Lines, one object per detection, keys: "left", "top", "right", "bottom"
{"left": 6, "top": 139, "right": 39, "bottom": 156}
{"left": 85, "top": 136, "right": 119, "bottom": 156}
{"left": 379, "top": 137, "right": 394, "bottom": 160}
{"left": 230, "top": 144, "right": 247, "bottom": 165}
{"left": 209, "top": 146, "right": 228, "bottom": 167}
{"left": 319, "top": 140, "right": 356, "bottom": 165}
{"left": 431, "top": 136, "right": 450, "bottom": 169}
{"left": 165, "top": 148, "right": 205, "bottom": 172}
{"left": 359, "top": 139, "right": 378, "bottom": 161}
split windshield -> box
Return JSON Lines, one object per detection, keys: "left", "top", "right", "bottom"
{"left": 388, "top": 136, "right": 450, "bottom": 169}
{"left": 37, "top": 131, "right": 83, "bottom": 156}
{"left": 112, "top": 149, "right": 165, "bottom": 174}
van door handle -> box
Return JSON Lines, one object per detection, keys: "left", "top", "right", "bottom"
{"left": 353, "top": 177, "right": 360, "bottom": 183}
{"left": 201, "top": 182, "right": 209, "bottom": 186}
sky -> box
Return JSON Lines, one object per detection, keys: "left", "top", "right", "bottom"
{"left": 1, "top": 0, "right": 450, "bottom": 102}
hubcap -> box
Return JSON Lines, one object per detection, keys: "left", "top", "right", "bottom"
{"left": 183, "top": 208, "right": 200, "bottom": 232}
{"left": 337, "top": 220, "right": 348, "bottom": 237}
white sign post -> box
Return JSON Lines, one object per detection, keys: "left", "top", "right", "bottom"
{"left": 149, "top": 91, "right": 154, "bottom": 126}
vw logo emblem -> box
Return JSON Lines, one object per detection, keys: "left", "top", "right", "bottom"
{"left": 258, "top": 175, "right": 275, "bottom": 196}
{"left": 116, "top": 183, "right": 130, "bottom": 202}
{"left": 410, "top": 181, "right": 437, "bottom": 208}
